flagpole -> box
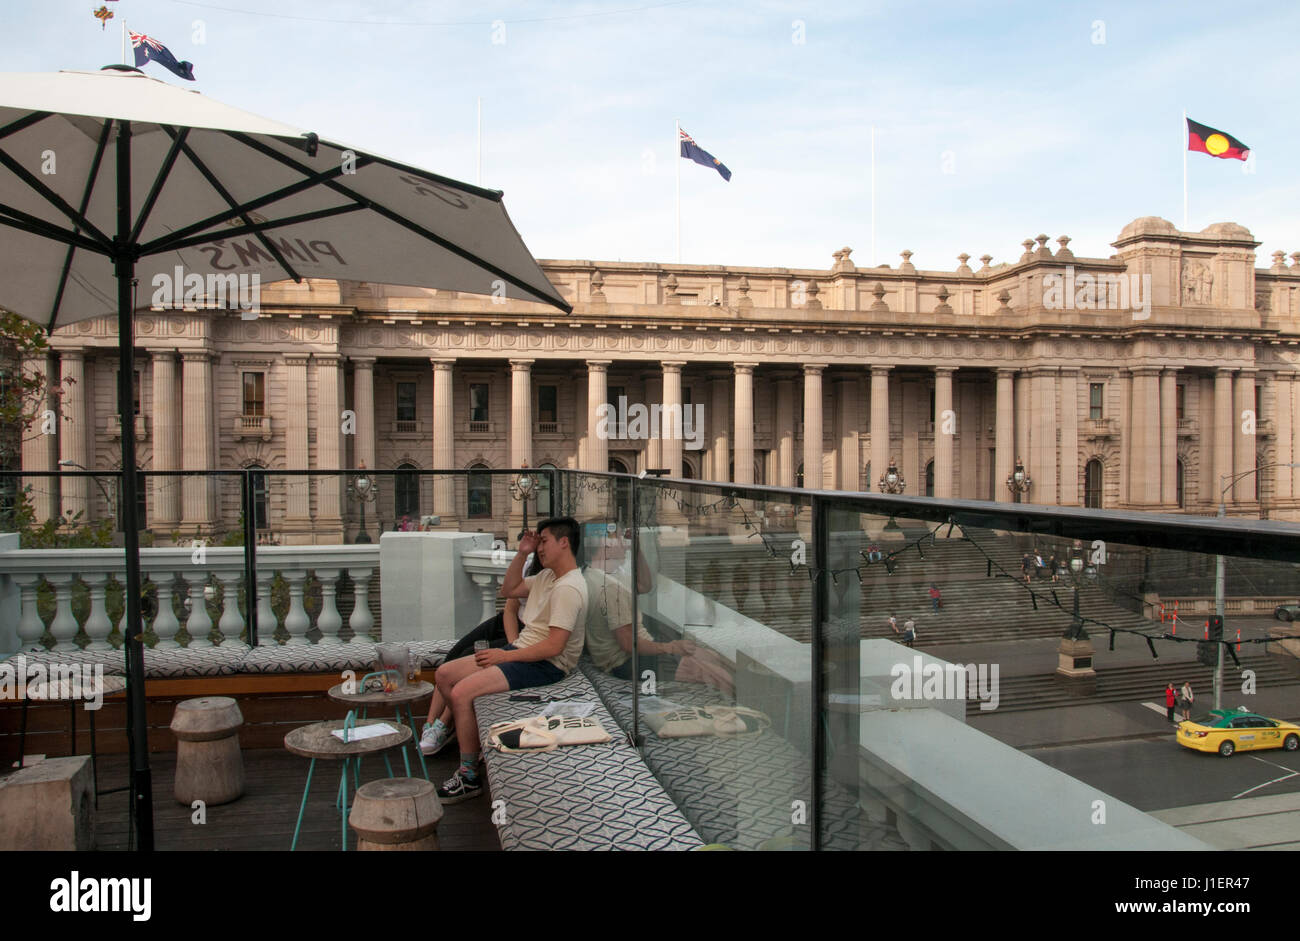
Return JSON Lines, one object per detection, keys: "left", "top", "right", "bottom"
{"left": 1182, "top": 108, "right": 1188, "bottom": 230}
{"left": 870, "top": 125, "right": 876, "bottom": 267}
{"left": 675, "top": 118, "right": 681, "bottom": 264}
{"left": 121, "top": 19, "right": 127, "bottom": 65}
{"left": 476, "top": 97, "right": 482, "bottom": 186}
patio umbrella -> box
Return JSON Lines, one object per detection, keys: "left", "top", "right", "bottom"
{"left": 0, "top": 65, "right": 571, "bottom": 849}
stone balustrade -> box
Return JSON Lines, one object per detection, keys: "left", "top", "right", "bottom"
{"left": 0, "top": 542, "right": 380, "bottom": 653}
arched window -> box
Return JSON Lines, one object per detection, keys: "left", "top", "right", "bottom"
{"left": 467, "top": 463, "right": 492, "bottom": 518}
{"left": 925, "top": 460, "right": 935, "bottom": 497}
{"left": 1084, "top": 459, "right": 1103, "bottom": 508}
{"left": 536, "top": 462, "right": 557, "bottom": 517}
{"left": 680, "top": 456, "right": 697, "bottom": 480}
{"left": 864, "top": 461, "right": 870, "bottom": 492}
{"left": 238, "top": 463, "right": 268, "bottom": 532}
{"left": 394, "top": 462, "right": 419, "bottom": 520}
{"left": 796, "top": 463, "right": 804, "bottom": 489}
{"left": 1176, "top": 458, "right": 1185, "bottom": 508}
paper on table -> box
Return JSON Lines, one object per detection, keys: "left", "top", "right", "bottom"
{"left": 331, "top": 723, "right": 399, "bottom": 742}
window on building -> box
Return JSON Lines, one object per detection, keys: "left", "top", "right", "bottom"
{"left": 536, "top": 463, "right": 556, "bottom": 517}
{"left": 864, "top": 461, "right": 871, "bottom": 492}
{"left": 396, "top": 382, "right": 417, "bottom": 423}
{"left": 1256, "top": 385, "right": 1262, "bottom": 424}
{"left": 115, "top": 471, "right": 147, "bottom": 532}
{"left": 116, "top": 369, "right": 141, "bottom": 416}
{"left": 607, "top": 385, "right": 626, "bottom": 437}
{"left": 467, "top": 463, "right": 492, "bottom": 518}
{"left": 248, "top": 463, "right": 268, "bottom": 531}
{"left": 469, "top": 384, "right": 490, "bottom": 424}
{"left": 1176, "top": 459, "right": 1185, "bottom": 509}
{"left": 538, "top": 385, "right": 558, "bottom": 424}
{"left": 925, "top": 460, "right": 935, "bottom": 497}
{"left": 242, "top": 372, "right": 264, "bottom": 417}
{"left": 1089, "top": 383, "right": 1103, "bottom": 420}
{"left": 1176, "top": 384, "right": 1186, "bottom": 423}
{"left": 796, "top": 463, "right": 804, "bottom": 488}
{"left": 1084, "top": 459, "right": 1103, "bottom": 508}
{"left": 928, "top": 388, "right": 936, "bottom": 421}
{"left": 395, "top": 462, "right": 419, "bottom": 520}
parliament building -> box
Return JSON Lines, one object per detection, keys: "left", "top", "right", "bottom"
{"left": 19, "top": 215, "right": 1300, "bottom": 543}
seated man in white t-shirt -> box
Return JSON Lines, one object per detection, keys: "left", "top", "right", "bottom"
{"left": 424, "top": 516, "right": 588, "bottom": 804}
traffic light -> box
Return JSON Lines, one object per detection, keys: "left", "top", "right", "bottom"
{"left": 1197, "top": 615, "right": 1224, "bottom": 667}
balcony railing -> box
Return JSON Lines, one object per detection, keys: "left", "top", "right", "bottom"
{"left": 233, "top": 414, "right": 272, "bottom": 440}
{"left": 108, "top": 413, "right": 149, "bottom": 440}
{"left": 1083, "top": 417, "right": 1118, "bottom": 437}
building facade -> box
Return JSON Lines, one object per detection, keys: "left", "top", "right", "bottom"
{"left": 17, "top": 215, "right": 1300, "bottom": 543}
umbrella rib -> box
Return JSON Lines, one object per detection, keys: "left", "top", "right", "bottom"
{"left": 161, "top": 126, "right": 303, "bottom": 282}
{"left": 0, "top": 202, "right": 109, "bottom": 255}
{"left": 50, "top": 118, "right": 115, "bottom": 332}
{"left": 146, "top": 203, "right": 368, "bottom": 255}
{"left": 136, "top": 157, "right": 370, "bottom": 256}
{"left": 0, "top": 110, "right": 53, "bottom": 142}
{"left": 128, "top": 126, "right": 190, "bottom": 246}
{"left": 225, "top": 131, "right": 570, "bottom": 312}
{"left": 0, "top": 149, "right": 112, "bottom": 249}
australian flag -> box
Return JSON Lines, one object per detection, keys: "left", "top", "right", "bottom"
{"left": 679, "top": 128, "right": 731, "bottom": 181}
{"left": 130, "top": 31, "right": 195, "bottom": 81}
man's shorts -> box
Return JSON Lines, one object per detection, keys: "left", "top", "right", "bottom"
{"left": 496, "top": 644, "right": 566, "bottom": 691}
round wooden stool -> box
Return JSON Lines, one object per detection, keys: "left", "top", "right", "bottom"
{"left": 171, "top": 696, "right": 245, "bottom": 806}
{"left": 349, "top": 777, "right": 443, "bottom": 851}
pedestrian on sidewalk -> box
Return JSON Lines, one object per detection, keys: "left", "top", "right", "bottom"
{"left": 902, "top": 617, "right": 916, "bottom": 648}
{"left": 1180, "top": 681, "right": 1194, "bottom": 722}
{"left": 929, "top": 583, "right": 942, "bottom": 612}
{"left": 1021, "top": 552, "right": 1034, "bottom": 584}
{"left": 1165, "top": 682, "right": 1177, "bottom": 723}
{"left": 888, "top": 614, "right": 898, "bottom": 635}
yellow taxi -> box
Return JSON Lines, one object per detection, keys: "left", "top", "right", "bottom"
{"left": 1177, "top": 708, "right": 1300, "bottom": 757}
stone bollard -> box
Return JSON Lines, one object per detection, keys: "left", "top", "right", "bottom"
{"left": 0, "top": 756, "right": 94, "bottom": 850}
{"left": 171, "top": 696, "right": 245, "bottom": 806}
{"left": 349, "top": 777, "right": 443, "bottom": 851}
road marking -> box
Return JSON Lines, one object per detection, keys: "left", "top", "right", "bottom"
{"left": 1232, "top": 755, "right": 1300, "bottom": 799}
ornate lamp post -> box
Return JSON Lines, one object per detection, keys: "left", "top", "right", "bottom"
{"left": 1006, "top": 456, "right": 1031, "bottom": 499}
{"left": 878, "top": 457, "right": 906, "bottom": 495}
{"left": 510, "top": 466, "right": 537, "bottom": 535}
{"left": 1057, "top": 540, "right": 1099, "bottom": 679}
{"left": 349, "top": 461, "right": 378, "bottom": 544}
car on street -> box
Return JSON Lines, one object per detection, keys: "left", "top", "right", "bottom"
{"left": 1177, "top": 708, "right": 1300, "bottom": 757}
{"left": 1275, "top": 603, "right": 1300, "bottom": 621}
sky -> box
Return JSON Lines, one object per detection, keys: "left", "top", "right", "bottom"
{"left": 10, "top": 0, "right": 1297, "bottom": 273}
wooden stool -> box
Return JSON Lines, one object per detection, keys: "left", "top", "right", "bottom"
{"left": 349, "top": 777, "right": 443, "bottom": 851}
{"left": 171, "top": 696, "right": 245, "bottom": 806}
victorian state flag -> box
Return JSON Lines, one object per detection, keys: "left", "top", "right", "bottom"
{"left": 1187, "top": 118, "right": 1249, "bottom": 161}
{"left": 680, "top": 129, "right": 731, "bottom": 181}
{"left": 130, "top": 31, "right": 195, "bottom": 81}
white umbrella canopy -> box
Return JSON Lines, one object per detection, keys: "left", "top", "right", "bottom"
{"left": 0, "top": 68, "right": 570, "bottom": 329}
{"left": 0, "top": 66, "right": 570, "bottom": 852}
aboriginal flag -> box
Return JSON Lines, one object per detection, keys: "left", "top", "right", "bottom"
{"left": 1187, "top": 118, "right": 1249, "bottom": 161}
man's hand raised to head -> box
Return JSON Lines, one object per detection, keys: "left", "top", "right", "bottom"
{"left": 517, "top": 530, "right": 539, "bottom": 556}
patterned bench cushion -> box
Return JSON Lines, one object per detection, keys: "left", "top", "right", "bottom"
{"left": 473, "top": 670, "right": 704, "bottom": 851}
{"left": 238, "top": 640, "right": 453, "bottom": 675}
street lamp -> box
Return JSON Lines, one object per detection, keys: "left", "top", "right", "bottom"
{"left": 878, "top": 457, "right": 906, "bottom": 494}
{"left": 1212, "top": 462, "right": 1300, "bottom": 709}
{"left": 510, "top": 466, "right": 537, "bottom": 535}
{"left": 349, "top": 461, "right": 379, "bottom": 544}
{"left": 1006, "top": 456, "right": 1031, "bottom": 499}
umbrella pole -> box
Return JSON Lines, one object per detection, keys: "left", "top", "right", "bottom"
{"left": 115, "top": 118, "right": 154, "bottom": 851}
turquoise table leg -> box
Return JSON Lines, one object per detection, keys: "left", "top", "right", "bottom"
{"left": 291, "top": 758, "right": 316, "bottom": 851}
{"left": 401, "top": 705, "right": 428, "bottom": 780}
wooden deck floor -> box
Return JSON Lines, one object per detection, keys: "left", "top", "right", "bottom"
{"left": 88, "top": 746, "right": 504, "bottom": 851}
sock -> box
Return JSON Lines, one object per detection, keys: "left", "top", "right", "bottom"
{"left": 459, "top": 753, "right": 480, "bottom": 781}
{"left": 430, "top": 718, "right": 447, "bottom": 736}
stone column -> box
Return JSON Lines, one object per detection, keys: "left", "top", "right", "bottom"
{"left": 509, "top": 359, "right": 534, "bottom": 469}
{"left": 151, "top": 351, "right": 180, "bottom": 526}
{"left": 995, "top": 368, "right": 1015, "bottom": 503}
{"left": 283, "top": 353, "right": 311, "bottom": 527}
{"left": 1127, "top": 367, "right": 1161, "bottom": 506}
{"left": 1277, "top": 373, "right": 1294, "bottom": 503}
{"left": 1234, "top": 369, "right": 1257, "bottom": 504}
{"left": 933, "top": 367, "right": 954, "bottom": 500}
{"left": 870, "top": 366, "right": 891, "bottom": 491}
{"left": 836, "top": 375, "right": 859, "bottom": 491}
{"left": 1058, "top": 368, "right": 1080, "bottom": 506}
{"left": 315, "top": 354, "right": 344, "bottom": 538}
{"left": 586, "top": 360, "right": 610, "bottom": 473}
{"left": 21, "top": 354, "right": 56, "bottom": 522}
{"left": 644, "top": 372, "right": 662, "bottom": 472}
{"left": 803, "top": 365, "right": 825, "bottom": 489}
{"left": 1160, "top": 368, "right": 1179, "bottom": 507}
{"left": 661, "top": 362, "right": 685, "bottom": 478}
{"left": 351, "top": 356, "right": 376, "bottom": 474}
{"left": 431, "top": 358, "right": 457, "bottom": 522}
{"left": 181, "top": 351, "right": 215, "bottom": 531}
{"left": 57, "top": 351, "right": 87, "bottom": 521}
{"left": 1213, "top": 368, "right": 1234, "bottom": 509}
{"left": 1029, "top": 367, "right": 1058, "bottom": 505}
{"left": 574, "top": 371, "right": 588, "bottom": 470}
{"left": 733, "top": 363, "right": 757, "bottom": 485}
{"left": 1015, "top": 371, "right": 1031, "bottom": 494}
{"left": 775, "top": 375, "right": 795, "bottom": 487}
{"left": 709, "top": 374, "right": 729, "bottom": 481}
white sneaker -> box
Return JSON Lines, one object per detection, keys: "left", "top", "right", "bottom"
{"left": 419, "top": 722, "right": 453, "bottom": 756}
